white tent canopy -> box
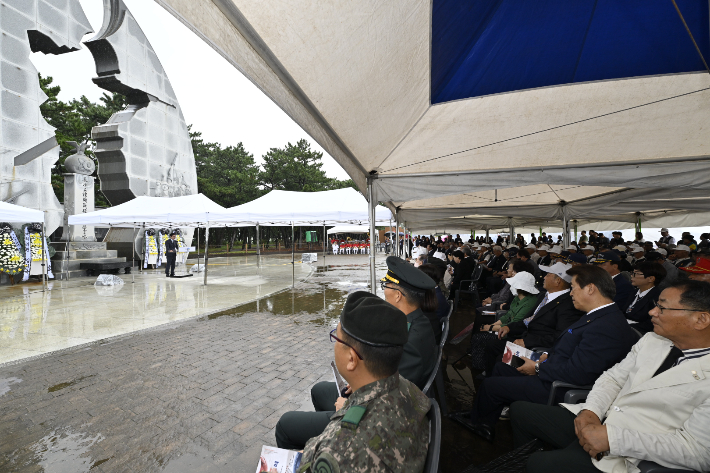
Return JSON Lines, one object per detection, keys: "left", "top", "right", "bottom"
{"left": 159, "top": 0, "right": 710, "bottom": 232}
{"left": 209, "top": 188, "right": 392, "bottom": 226}
{"left": 0, "top": 201, "right": 45, "bottom": 223}
{"left": 327, "top": 225, "right": 370, "bottom": 235}
{"left": 68, "top": 194, "right": 226, "bottom": 227}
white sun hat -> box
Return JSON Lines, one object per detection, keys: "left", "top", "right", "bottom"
{"left": 507, "top": 271, "right": 540, "bottom": 296}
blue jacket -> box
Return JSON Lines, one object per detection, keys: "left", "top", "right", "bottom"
{"left": 613, "top": 274, "right": 634, "bottom": 312}
{"left": 537, "top": 304, "right": 639, "bottom": 388}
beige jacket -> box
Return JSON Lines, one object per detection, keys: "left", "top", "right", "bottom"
{"left": 562, "top": 332, "right": 710, "bottom": 473}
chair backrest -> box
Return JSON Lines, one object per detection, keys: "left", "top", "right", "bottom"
{"left": 468, "top": 264, "right": 484, "bottom": 289}
{"left": 423, "top": 399, "right": 441, "bottom": 473}
{"left": 630, "top": 326, "right": 644, "bottom": 341}
{"left": 439, "top": 302, "right": 453, "bottom": 347}
{"left": 422, "top": 345, "right": 443, "bottom": 396}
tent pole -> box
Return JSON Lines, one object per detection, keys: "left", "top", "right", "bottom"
{"left": 203, "top": 222, "right": 210, "bottom": 285}
{"left": 485, "top": 228, "right": 490, "bottom": 244}
{"left": 367, "top": 178, "right": 377, "bottom": 294}
{"left": 574, "top": 220, "right": 578, "bottom": 243}
{"left": 256, "top": 223, "right": 260, "bottom": 270}
{"left": 389, "top": 218, "right": 392, "bottom": 254}
{"left": 141, "top": 223, "right": 145, "bottom": 272}
{"left": 395, "top": 211, "right": 400, "bottom": 257}
{"left": 196, "top": 226, "right": 200, "bottom": 275}
{"left": 508, "top": 218, "right": 514, "bottom": 246}
{"left": 323, "top": 223, "right": 326, "bottom": 266}
{"left": 132, "top": 224, "right": 136, "bottom": 284}
{"left": 562, "top": 207, "right": 570, "bottom": 249}
{"left": 41, "top": 216, "right": 47, "bottom": 293}
{"left": 291, "top": 222, "right": 295, "bottom": 287}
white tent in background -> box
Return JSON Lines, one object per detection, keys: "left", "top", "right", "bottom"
{"left": 0, "top": 201, "right": 45, "bottom": 223}
{"left": 327, "top": 225, "right": 370, "bottom": 235}
{"left": 68, "top": 194, "right": 226, "bottom": 227}
{"left": 209, "top": 188, "right": 392, "bottom": 226}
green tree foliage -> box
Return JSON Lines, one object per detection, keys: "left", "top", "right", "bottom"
{"left": 38, "top": 74, "right": 126, "bottom": 206}
{"left": 190, "top": 127, "right": 259, "bottom": 208}
{"left": 259, "top": 139, "right": 352, "bottom": 192}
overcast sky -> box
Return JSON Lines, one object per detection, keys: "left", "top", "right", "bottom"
{"left": 30, "top": 0, "right": 350, "bottom": 180}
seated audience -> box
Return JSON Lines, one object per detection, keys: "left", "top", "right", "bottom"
{"left": 672, "top": 244, "right": 692, "bottom": 267}
{"left": 593, "top": 251, "right": 634, "bottom": 311}
{"left": 511, "top": 280, "right": 710, "bottom": 473}
{"left": 483, "top": 262, "right": 583, "bottom": 375}
{"left": 454, "top": 265, "right": 638, "bottom": 442}
{"left": 449, "top": 248, "right": 477, "bottom": 300}
{"left": 469, "top": 272, "right": 540, "bottom": 371}
{"left": 275, "top": 257, "right": 437, "bottom": 450}
{"left": 680, "top": 256, "right": 710, "bottom": 282}
{"left": 294, "top": 291, "right": 431, "bottom": 472}
{"left": 625, "top": 261, "right": 666, "bottom": 334}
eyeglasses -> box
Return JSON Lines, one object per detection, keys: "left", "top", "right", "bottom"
{"left": 653, "top": 300, "right": 697, "bottom": 314}
{"left": 631, "top": 272, "right": 645, "bottom": 278}
{"left": 380, "top": 281, "right": 403, "bottom": 296}
{"left": 330, "top": 328, "right": 364, "bottom": 360}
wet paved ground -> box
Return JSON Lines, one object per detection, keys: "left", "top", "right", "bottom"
{"left": 0, "top": 254, "right": 514, "bottom": 472}
{"left": 0, "top": 255, "right": 310, "bottom": 365}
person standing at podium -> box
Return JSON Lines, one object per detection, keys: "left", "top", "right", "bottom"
{"left": 165, "top": 232, "right": 178, "bottom": 277}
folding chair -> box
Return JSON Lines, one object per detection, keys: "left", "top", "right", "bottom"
{"left": 454, "top": 264, "right": 483, "bottom": 311}
{"left": 423, "top": 399, "right": 441, "bottom": 473}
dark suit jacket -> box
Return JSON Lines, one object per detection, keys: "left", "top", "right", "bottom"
{"left": 613, "top": 274, "right": 634, "bottom": 312}
{"left": 507, "top": 291, "right": 583, "bottom": 348}
{"left": 538, "top": 304, "right": 639, "bottom": 387}
{"left": 537, "top": 255, "right": 552, "bottom": 267}
{"left": 451, "top": 257, "right": 476, "bottom": 292}
{"left": 165, "top": 239, "right": 179, "bottom": 253}
{"left": 400, "top": 308, "right": 437, "bottom": 389}
{"left": 623, "top": 286, "right": 661, "bottom": 334}
{"left": 487, "top": 255, "right": 506, "bottom": 272}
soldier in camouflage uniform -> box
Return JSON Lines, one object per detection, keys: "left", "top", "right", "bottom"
{"left": 296, "top": 291, "right": 431, "bottom": 473}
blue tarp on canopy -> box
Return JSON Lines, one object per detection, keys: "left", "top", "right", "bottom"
{"left": 432, "top": 0, "right": 710, "bottom": 104}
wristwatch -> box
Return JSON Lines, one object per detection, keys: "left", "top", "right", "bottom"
{"left": 534, "top": 362, "right": 541, "bottom": 375}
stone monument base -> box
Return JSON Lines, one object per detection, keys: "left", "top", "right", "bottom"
{"left": 50, "top": 241, "right": 130, "bottom": 280}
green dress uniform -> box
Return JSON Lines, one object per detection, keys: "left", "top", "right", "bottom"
{"left": 297, "top": 373, "right": 430, "bottom": 473}
{"left": 401, "top": 307, "right": 437, "bottom": 388}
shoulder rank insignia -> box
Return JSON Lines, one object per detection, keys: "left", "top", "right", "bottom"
{"left": 341, "top": 405, "right": 366, "bottom": 427}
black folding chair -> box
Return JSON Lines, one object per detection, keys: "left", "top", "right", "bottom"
{"left": 423, "top": 399, "right": 441, "bottom": 473}
{"left": 454, "top": 264, "right": 483, "bottom": 311}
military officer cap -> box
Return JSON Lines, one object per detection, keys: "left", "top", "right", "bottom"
{"left": 340, "top": 291, "right": 408, "bottom": 347}
{"left": 593, "top": 250, "right": 621, "bottom": 264}
{"left": 381, "top": 256, "right": 436, "bottom": 292}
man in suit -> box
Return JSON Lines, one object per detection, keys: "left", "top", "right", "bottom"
{"left": 481, "top": 246, "right": 506, "bottom": 292}
{"left": 164, "top": 232, "right": 179, "bottom": 277}
{"left": 275, "top": 256, "right": 437, "bottom": 450}
{"left": 484, "top": 262, "right": 584, "bottom": 375}
{"left": 593, "top": 251, "right": 634, "bottom": 311}
{"left": 511, "top": 280, "right": 710, "bottom": 473}
{"left": 449, "top": 248, "right": 476, "bottom": 300}
{"left": 536, "top": 245, "right": 552, "bottom": 267}
{"left": 624, "top": 261, "right": 666, "bottom": 334}
{"left": 453, "top": 265, "right": 638, "bottom": 442}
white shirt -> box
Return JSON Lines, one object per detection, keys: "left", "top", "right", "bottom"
{"left": 587, "top": 302, "right": 615, "bottom": 316}
{"left": 532, "top": 288, "right": 570, "bottom": 313}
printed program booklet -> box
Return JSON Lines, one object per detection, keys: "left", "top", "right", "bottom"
{"left": 256, "top": 446, "right": 302, "bottom": 473}
{"left": 331, "top": 360, "right": 349, "bottom": 397}
{"left": 502, "top": 341, "right": 541, "bottom": 368}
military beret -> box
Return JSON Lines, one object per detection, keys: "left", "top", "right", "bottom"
{"left": 381, "top": 256, "right": 436, "bottom": 292}
{"left": 340, "top": 291, "right": 408, "bottom": 347}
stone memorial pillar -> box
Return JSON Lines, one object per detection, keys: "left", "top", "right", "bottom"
{"left": 62, "top": 143, "right": 96, "bottom": 242}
